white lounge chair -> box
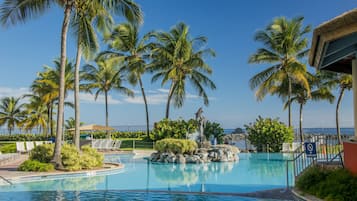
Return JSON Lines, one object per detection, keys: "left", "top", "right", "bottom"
{"left": 34, "top": 141, "right": 44, "bottom": 146}
{"left": 91, "top": 139, "right": 101, "bottom": 149}
{"left": 113, "top": 140, "right": 122, "bottom": 150}
{"left": 16, "top": 142, "right": 26, "bottom": 153}
{"left": 25, "top": 141, "right": 35, "bottom": 152}
{"left": 282, "top": 143, "right": 291, "bottom": 152}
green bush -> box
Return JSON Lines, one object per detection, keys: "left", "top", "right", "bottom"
{"left": 0, "top": 144, "right": 16, "bottom": 153}
{"left": 30, "top": 144, "right": 54, "bottom": 163}
{"left": 296, "top": 166, "right": 357, "bottom": 201}
{"left": 150, "top": 118, "right": 198, "bottom": 141}
{"left": 155, "top": 139, "right": 197, "bottom": 154}
{"left": 204, "top": 121, "right": 225, "bottom": 144}
{"left": 245, "top": 116, "right": 294, "bottom": 152}
{"left": 80, "top": 145, "right": 103, "bottom": 168}
{"left": 61, "top": 144, "right": 81, "bottom": 171}
{"left": 0, "top": 134, "right": 50, "bottom": 141}
{"left": 18, "top": 160, "right": 54, "bottom": 172}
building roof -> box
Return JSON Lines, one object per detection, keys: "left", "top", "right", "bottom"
{"left": 309, "top": 9, "right": 357, "bottom": 74}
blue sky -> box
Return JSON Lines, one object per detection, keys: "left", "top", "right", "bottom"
{"left": 0, "top": 0, "right": 355, "bottom": 129}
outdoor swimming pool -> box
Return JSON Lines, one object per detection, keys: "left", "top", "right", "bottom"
{"left": 0, "top": 153, "right": 295, "bottom": 200}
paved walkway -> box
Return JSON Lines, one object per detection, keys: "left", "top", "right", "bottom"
{"left": 0, "top": 154, "right": 30, "bottom": 179}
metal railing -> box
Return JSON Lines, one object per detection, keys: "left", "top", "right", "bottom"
{"left": 0, "top": 176, "right": 12, "bottom": 185}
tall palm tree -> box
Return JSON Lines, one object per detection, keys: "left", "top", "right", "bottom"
{"left": 277, "top": 72, "right": 335, "bottom": 142}
{"left": 70, "top": 0, "right": 142, "bottom": 150}
{"left": 0, "top": 97, "right": 25, "bottom": 135}
{"left": 249, "top": 16, "right": 311, "bottom": 127}
{"left": 81, "top": 57, "right": 134, "bottom": 138}
{"left": 101, "top": 23, "right": 152, "bottom": 138}
{"left": 150, "top": 22, "right": 216, "bottom": 118}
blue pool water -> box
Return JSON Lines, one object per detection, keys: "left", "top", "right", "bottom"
{"left": 0, "top": 153, "right": 295, "bottom": 200}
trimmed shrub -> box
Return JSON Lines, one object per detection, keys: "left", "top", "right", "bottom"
{"left": 30, "top": 144, "right": 54, "bottom": 163}
{"left": 245, "top": 116, "right": 294, "bottom": 152}
{"left": 296, "top": 166, "right": 357, "bottom": 201}
{"left": 18, "top": 160, "right": 54, "bottom": 172}
{"left": 150, "top": 118, "right": 198, "bottom": 141}
{"left": 61, "top": 144, "right": 81, "bottom": 171}
{"left": 0, "top": 144, "right": 16, "bottom": 153}
{"left": 0, "top": 134, "right": 50, "bottom": 142}
{"left": 80, "top": 145, "right": 103, "bottom": 169}
{"left": 155, "top": 139, "right": 197, "bottom": 154}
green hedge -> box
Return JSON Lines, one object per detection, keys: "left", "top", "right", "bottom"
{"left": 18, "top": 160, "right": 54, "bottom": 172}
{"left": 154, "top": 139, "right": 197, "bottom": 154}
{"left": 150, "top": 118, "right": 198, "bottom": 141}
{"left": 296, "top": 166, "right": 357, "bottom": 201}
{"left": 0, "top": 144, "right": 16, "bottom": 153}
{"left": 0, "top": 134, "right": 50, "bottom": 141}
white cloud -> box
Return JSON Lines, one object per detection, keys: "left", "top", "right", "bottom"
{"left": 124, "top": 88, "right": 206, "bottom": 105}
{"left": 0, "top": 87, "right": 30, "bottom": 98}
{"left": 67, "top": 93, "right": 122, "bottom": 104}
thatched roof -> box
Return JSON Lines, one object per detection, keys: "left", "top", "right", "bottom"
{"left": 309, "top": 9, "right": 357, "bottom": 73}
{"left": 67, "top": 124, "right": 114, "bottom": 131}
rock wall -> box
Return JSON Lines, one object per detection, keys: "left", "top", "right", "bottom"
{"left": 150, "top": 145, "right": 239, "bottom": 164}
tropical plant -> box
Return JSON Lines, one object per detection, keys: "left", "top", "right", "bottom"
{"left": 249, "top": 16, "right": 311, "bottom": 127}
{"left": 274, "top": 72, "right": 335, "bottom": 142}
{"left": 21, "top": 95, "right": 48, "bottom": 134}
{"left": 0, "top": 96, "right": 25, "bottom": 135}
{"left": 101, "top": 22, "right": 152, "bottom": 138}
{"left": 64, "top": 117, "right": 84, "bottom": 130}
{"left": 70, "top": 0, "right": 142, "bottom": 150}
{"left": 203, "top": 121, "right": 225, "bottom": 144}
{"left": 245, "top": 116, "right": 294, "bottom": 152}
{"left": 150, "top": 22, "right": 216, "bottom": 118}
{"left": 150, "top": 118, "right": 198, "bottom": 141}
{"left": 232, "top": 127, "right": 244, "bottom": 134}
{"left": 154, "top": 138, "right": 197, "bottom": 154}
{"left": 81, "top": 56, "right": 134, "bottom": 138}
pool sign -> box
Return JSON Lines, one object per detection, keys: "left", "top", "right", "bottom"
{"left": 304, "top": 142, "right": 317, "bottom": 158}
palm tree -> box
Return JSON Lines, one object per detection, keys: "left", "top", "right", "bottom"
{"left": 100, "top": 23, "right": 152, "bottom": 138}
{"left": 21, "top": 95, "right": 48, "bottom": 134}
{"left": 249, "top": 16, "right": 311, "bottom": 127}
{"left": 70, "top": 0, "right": 142, "bottom": 150}
{"left": 81, "top": 57, "right": 134, "bottom": 138}
{"left": 278, "top": 72, "right": 335, "bottom": 142}
{"left": 31, "top": 59, "right": 75, "bottom": 136}
{"left": 150, "top": 22, "right": 216, "bottom": 118}
{"left": 0, "top": 97, "right": 25, "bottom": 135}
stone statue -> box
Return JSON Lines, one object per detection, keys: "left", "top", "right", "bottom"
{"left": 195, "top": 107, "right": 206, "bottom": 146}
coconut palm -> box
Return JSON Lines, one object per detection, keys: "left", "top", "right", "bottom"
{"left": 0, "top": 97, "right": 25, "bottom": 135}
{"left": 150, "top": 22, "right": 216, "bottom": 118}
{"left": 100, "top": 23, "right": 152, "bottom": 138}
{"left": 277, "top": 72, "right": 335, "bottom": 142}
{"left": 21, "top": 95, "right": 48, "bottom": 134}
{"left": 249, "top": 16, "right": 311, "bottom": 127}
{"left": 81, "top": 57, "right": 134, "bottom": 138}
{"left": 71, "top": 0, "right": 142, "bottom": 150}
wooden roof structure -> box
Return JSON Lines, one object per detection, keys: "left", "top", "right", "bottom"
{"left": 67, "top": 124, "right": 114, "bottom": 131}
{"left": 309, "top": 9, "right": 357, "bottom": 74}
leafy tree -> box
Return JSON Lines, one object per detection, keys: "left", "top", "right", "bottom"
{"left": 150, "top": 22, "right": 216, "bottom": 118}
{"left": 245, "top": 116, "right": 294, "bottom": 152}
{"left": 0, "top": 96, "right": 25, "bottom": 135}
{"left": 81, "top": 56, "right": 134, "bottom": 139}
{"left": 232, "top": 127, "right": 244, "bottom": 134}
{"left": 100, "top": 22, "right": 152, "bottom": 138}
{"left": 22, "top": 95, "right": 48, "bottom": 134}
{"left": 65, "top": 117, "right": 84, "bottom": 130}
{"left": 204, "top": 121, "right": 225, "bottom": 144}
{"left": 249, "top": 16, "right": 311, "bottom": 127}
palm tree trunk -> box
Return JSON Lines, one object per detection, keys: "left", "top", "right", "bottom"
{"left": 299, "top": 103, "right": 304, "bottom": 142}
{"left": 52, "top": 1, "right": 72, "bottom": 169}
{"left": 46, "top": 104, "right": 50, "bottom": 137}
{"left": 139, "top": 77, "right": 150, "bottom": 138}
{"left": 288, "top": 76, "right": 292, "bottom": 127}
{"left": 105, "top": 90, "right": 110, "bottom": 139}
{"left": 73, "top": 40, "right": 82, "bottom": 150}
{"left": 165, "top": 83, "right": 175, "bottom": 119}
{"left": 50, "top": 102, "right": 54, "bottom": 136}
{"left": 336, "top": 88, "right": 345, "bottom": 145}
